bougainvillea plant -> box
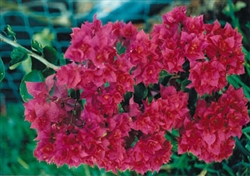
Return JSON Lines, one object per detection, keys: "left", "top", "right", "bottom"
{"left": 0, "top": 6, "right": 249, "bottom": 174}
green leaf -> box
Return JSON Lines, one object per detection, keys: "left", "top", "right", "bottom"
{"left": 246, "top": 143, "right": 250, "bottom": 152}
{"left": 118, "top": 103, "right": 124, "bottom": 113}
{"left": 43, "top": 46, "right": 58, "bottom": 65}
{"left": 234, "top": 137, "right": 250, "bottom": 156}
{"left": 242, "top": 86, "right": 250, "bottom": 101}
{"left": 31, "top": 40, "right": 43, "bottom": 54}
{"left": 42, "top": 68, "right": 55, "bottom": 78}
{"left": 123, "top": 92, "right": 133, "bottom": 103}
{"left": 34, "top": 46, "right": 59, "bottom": 77}
{"left": 31, "top": 57, "right": 46, "bottom": 71}
{"left": 59, "top": 53, "right": 67, "bottom": 66}
{"left": 31, "top": 46, "right": 58, "bottom": 73}
{"left": 19, "top": 70, "right": 44, "bottom": 102}
{"left": 159, "top": 70, "right": 171, "bottom": 85}
{"left": 134, "top": 82, "right": 148, "bottom": 101}
{"left": 235, "top": 1, "right": 247, "bottom": 12}
{"left": 243, "top": 47, "right": 250, "bottom": 62}
{"left": 227, "top": 75, "right": 241, "bottom": 88}
{"left": 171, "top": 129, "right": 180, "bottom": 137}
{"left": 104, "top": 82, "right": 110, "bottom": 88}
{"left": 3, "top": 25, "right": 16, "bottom": 40}
{"left": 246, "top": 22, "right": 250, "bottom": 29}
{"left": 243, "top": 126, "right": 250, "bottom": 133}
{"left": 159, "top": 70, "right": 170, "bottom": 78}
{"left": 9, "top": 47, "right": 29, "bottom": 70}
{"left": 181, "top": 78, "right": 191, "bottom": 91}
{"left": 187, "top": 88, "right": 197, "bottom": 116}
{"left": 227, "top": 75, "right": 250, "bottom": 100}
{"left": 222, "top": 162, "right": 234, "bottom": 176}
{"left": 0, "top": 57, "right": 5, "bottom": 82}
{"left": 116, "top": 42, "right": 126, "bottom": 55}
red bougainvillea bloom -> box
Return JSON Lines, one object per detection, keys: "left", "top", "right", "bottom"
{"left": 23, "top": 5, "right": 249, "bottom": 175}
{"left": 128, "top": 30, "right": 163, "bottom": 85}
{"left": 131, "top": 86, "right": 189, "bottom": 134}
{"left": 151, "top": 13, "right": 185, "bottom": 74}
{"left": 120, "top": 22, "right": 138, "bottom": 40}
{"left": 162, "top": 6, "right": 186, "bottom": 27}
{"left": 25, "top": 76, "right": 91, "bottom": 167}
{"left": 187, "top": 60, "right": 227, "bottom": 95}
{"left": 205, "top": 21, "right": 245, "bottom": 75}
{"left": 56, "top": 63, "right": 82, "bottom": 89}
{"left": 178, "top": 86, "right": 249, "bottom": 162}
{"left": 183, "top": 15, "right": 205, "bottom": 34}
{"left": 126, "top": 132, "right": 172, "bottom": 174}
{"left": 159, "top": 85, "right": 190, "bottom": 129}
{"left": 129, "top": 30, "right": 150, "bottom": 66}
{"left": 181, "top": 32, "right": 207, "bottom": 64}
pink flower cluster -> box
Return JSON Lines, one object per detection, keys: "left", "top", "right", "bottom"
{"left": 178, "top": 86, "right": 249, "bottom": 162}
{"left": 151, "top": 6, "right": 244, "bottom": 95}
{"left": 24, "top": 6, "right": 249, "bottom": 174}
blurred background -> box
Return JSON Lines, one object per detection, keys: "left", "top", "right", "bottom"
{"left": 0, "top": 0, "right": 250, "bottom": 175}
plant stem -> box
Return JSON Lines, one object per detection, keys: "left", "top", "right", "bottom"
{"left": 0, "top": 33, "right": 59, "bottom": 70}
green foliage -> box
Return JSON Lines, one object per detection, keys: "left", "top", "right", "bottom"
{"left": 235, "top": 137, "right": 250, "bottom": 157}
{"left": 31, "top": 41, "right": 59, "bottom": 77}
{"left": 243, "top": 126, "right": 250, "bottom": 133}
{"left": 41, "top": 46, "right": 59, "bottom": 77}
{"left": 31, "top": 40, "right": 43, "bottom": 54}
{"left": 0, "top": 57, "right": 5, "bottom": 82}
{"left": 43, "top": 46, "right": 58, "bottom": 65}
{"left": 227, "top": 75, "right": 250, "bottom": 100}
{"left": 9, "top": 47, "right": 29, "bottom": 70}
{"left": 246, "top": 22, "right": 250, "bottom": 29}
{"left": 134, "top": 83, "right": 148, "bottom": 102}
{"left": 116, "top": 42, "right": 126, "bottom": 55}
{"left": 159, "top": 70, "right": 171, "bottom": 85}
{"left": 3, "top": 24, "right": 16, "bottom": 40}
{"left": 19, "top": 70, "right": 44, "bottom": 102}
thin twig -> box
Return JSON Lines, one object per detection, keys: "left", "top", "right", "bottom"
{"left": 0, "top": 33, "right": 59, "bottom": 70}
